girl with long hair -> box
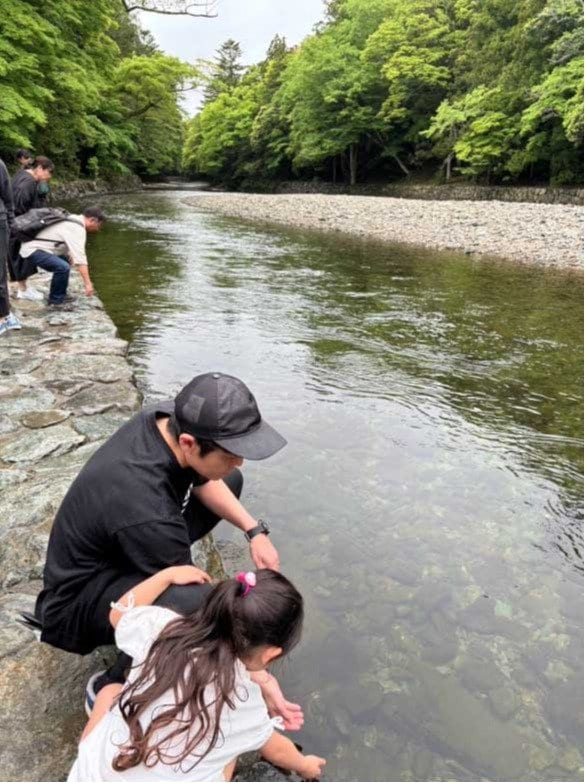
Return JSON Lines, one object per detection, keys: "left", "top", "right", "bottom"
{"left": 68, "top": 566, "right": 326, "bottom": 781}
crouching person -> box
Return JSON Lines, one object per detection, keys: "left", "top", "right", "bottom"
{"left": 18, "top": 205, "right": 104, "bottom": 307}
{"left": 68, "top": 567, "right": 326, "bottom": 782}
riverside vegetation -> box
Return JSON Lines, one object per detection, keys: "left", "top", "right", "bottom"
{"left": 183, "top": 0, "right": 584, "bottom": 189}
{"left": 2, "top": 1, "right": 582, "bottom": 191}
{"left": 0, "top": 1, "right": 199, "bottom": 179}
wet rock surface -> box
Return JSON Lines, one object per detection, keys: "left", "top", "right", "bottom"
{"left": 0, "top": 277, "right": 143, "bottom": 781}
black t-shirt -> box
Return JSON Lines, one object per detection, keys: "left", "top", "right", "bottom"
{"left": 36, "top": 402, "right": 207, "bottom": 649}
{"left": 12, "top": 169, "right": 39, "bottom": 215}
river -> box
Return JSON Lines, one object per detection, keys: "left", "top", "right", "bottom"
{"left": 85, "top": 189, "right": 583, "bottom": 781}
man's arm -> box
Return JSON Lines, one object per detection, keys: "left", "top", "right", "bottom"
{"left": 76, "top": 262, "right": 95, "bottom": 296}
{"left": 192, "top": 479, "right": 280, "bottom": 570}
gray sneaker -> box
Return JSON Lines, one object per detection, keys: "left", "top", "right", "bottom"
{"left": 5, "top": 313, "right": 22, "bottom": 330}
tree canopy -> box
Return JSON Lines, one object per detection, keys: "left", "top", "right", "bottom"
{"left": 0, "top": 0, "right": 201, "bottom": 177}
{"left": 183, "top": 0, "right": 583, "bottom": 185}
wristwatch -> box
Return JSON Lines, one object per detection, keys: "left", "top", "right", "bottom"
{"left": 245, "top": 519, "right": 270, "bottom": 542}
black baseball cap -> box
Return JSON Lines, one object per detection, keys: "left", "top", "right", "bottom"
{"left": 174, "top": 372, "right": 287, "bottom": 460}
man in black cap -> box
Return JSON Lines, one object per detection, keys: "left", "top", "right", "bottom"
{"left": 35, "top": 372, "right": 302, "bottom": 726}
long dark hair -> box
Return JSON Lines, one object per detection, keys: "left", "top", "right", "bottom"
{"left": 113, "top": 569, "right": 304, "bottom": 772}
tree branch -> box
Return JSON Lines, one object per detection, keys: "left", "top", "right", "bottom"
{"left": 122, "top": 0, "right": 218, "bottom": 17}
{"left": 125, "top": 85, "right": 196, "bottom": 118}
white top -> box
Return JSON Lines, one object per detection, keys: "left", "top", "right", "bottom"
{"left": 20, "top": 214, "right": 88, "bottom": 265}
{"left": 68, "top": 606, "right": 276, "bottom": 782}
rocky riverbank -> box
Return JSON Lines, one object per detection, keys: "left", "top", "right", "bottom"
{"left": 186, "top": 192, "right": 584, "bottom": 271}
{"left": 0, "top": 276, "right": 232, "bottom": 781}
{"left": 50, "top": 174, "right": 143, "bottom": 201}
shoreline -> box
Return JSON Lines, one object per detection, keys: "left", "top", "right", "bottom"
{"left": 0, "top": 277, "right": 225, "bottom": 781}
{"left": 185, "top": 192, "right": 584, "bottom": 272}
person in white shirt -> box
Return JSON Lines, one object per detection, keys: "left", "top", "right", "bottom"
{"left": 19, "top": 206, "right": 104, "bottom": 307}
{"left": 68, "top": 566, "right": 326, "bottom": 782}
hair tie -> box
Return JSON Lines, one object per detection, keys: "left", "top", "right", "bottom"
{"left": 236, "top": 571, "right": 257, "bottom": 597}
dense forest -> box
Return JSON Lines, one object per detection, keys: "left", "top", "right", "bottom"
{"left": 1, "top": 0, "right": 582, "bottom": 186}
{"left": 0, "top": 0, "right": 200, "bottom": 178}
{"left": 184, "top": 0, "right": 584, "bottom": 186}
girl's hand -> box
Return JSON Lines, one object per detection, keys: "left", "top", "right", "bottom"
{"left": 165, "top": 565, "right": 211, "bottom": 585}
{"left": 252, "top": 670, "right": 304, "bottom": 730}
{"left": 299, "top": 755, "right": 326, "bottom": 780}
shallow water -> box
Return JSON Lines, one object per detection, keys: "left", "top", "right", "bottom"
{"left": 87, "top": 191, "right": 583, "bottom": 781}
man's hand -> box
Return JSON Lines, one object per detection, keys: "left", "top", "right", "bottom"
{"left": 84, "top": 281, "right": 95, "bottom": 297}
{"left": 251, "top": 670, "right": 304, "bottom": 731}
{"left": 250, "top": 534, "right": 280, "bottom": 570}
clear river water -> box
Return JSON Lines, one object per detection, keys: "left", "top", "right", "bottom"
{"left": 85, "top": 190, "right": 583, "bottom": 781}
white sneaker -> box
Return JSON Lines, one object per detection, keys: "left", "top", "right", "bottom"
{"left": 16, "top": 287, "right": 44, "bottom": 301}
{"left": 5, "top": 313, "right": 22, "bottom": 330}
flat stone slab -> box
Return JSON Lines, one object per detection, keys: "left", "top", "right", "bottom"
{"left": 20, "top": 410, "right": 71, "bottom": 429}
{"left": 72, "top": 411, "right": 130, "bottom": 442}
{"left": 35, "top": 354, "right": 133, "bottom": 384}
{"left": 0, "top": 356, "right": 43, "bottom": 376}
{"left": 0, "top": 473, "right": 78, "bottom": 531}
{"left": 59, "top": 338, "right": 128, "bottom": 357}
{"left": 0, "top": 469, "right": 28, "bottom": 490}
{"left": 0, "top": 424, "right": 85, "bottom": 464}
{"left": 66, "top": 381, "right": 141, "bottom": 415}
{"left": 45, "top": 379, "right": 93, "bottom": 398}
{"left": 0, "top": 389, "right": 56, "bottom": 418}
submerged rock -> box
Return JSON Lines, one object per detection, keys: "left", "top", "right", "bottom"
{"left": 339, "top": 681, "right": 384, "bottom": 719}
{"left": 458, "top": 655, "right": 507, "bottom": 693}
{"left": 458, "top": 596, "right": 524, "bottom": 639}
{"left": 488, "top": 686, "right": 519, "bottom": 720}
{"left": 382, "top": 661, "right": 529, "bottom": 779}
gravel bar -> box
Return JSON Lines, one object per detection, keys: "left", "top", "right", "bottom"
{"left": 186, "top": 192, "right": 583, "bottom": 271}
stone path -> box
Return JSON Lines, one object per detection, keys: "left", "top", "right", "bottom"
{"left": 0, "top": 274, "right": 142, "bottom": 780}
{"left": 186, "top": 192, "right": 584, "bottom": 271}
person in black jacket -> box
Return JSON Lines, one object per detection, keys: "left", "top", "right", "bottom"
{"left": 0, "top": 157, "right": 21, "bottom": 335}
{"left": 10, "top": 155, "right": 54, "bottom": 300}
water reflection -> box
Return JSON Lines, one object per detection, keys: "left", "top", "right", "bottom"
{"left": 88, "top": 192, "right": 583, "bottom": 781}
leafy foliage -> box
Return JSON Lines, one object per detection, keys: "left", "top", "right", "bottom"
{"left": 0, "top": 0, "right": 200, "bottom": 178}
{"left": 183, "top": 0, "right": 583, "bottom": 185}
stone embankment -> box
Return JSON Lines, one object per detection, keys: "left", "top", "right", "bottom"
{"left": 187, "top": 192, "right": 584, "bottom": 271}
{"left": 0, "top": 275, "right": 227, "bottom": 781}
{"left": 50, "top": 174, "right": 143, "bottom": 201}
{"left": 256, "top": 180, "right": 583, "bottom": 206}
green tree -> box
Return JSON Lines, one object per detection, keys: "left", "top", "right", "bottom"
{"left": 203, "top": 39, "right": 245, "bottom": 104}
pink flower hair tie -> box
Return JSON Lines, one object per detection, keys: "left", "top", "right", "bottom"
{"left": 236, "top": 571, "right": 257, "bottom": 597}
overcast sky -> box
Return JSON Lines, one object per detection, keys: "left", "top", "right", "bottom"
{"left": 138, "top": 0, "right": 325, "bottom": 114}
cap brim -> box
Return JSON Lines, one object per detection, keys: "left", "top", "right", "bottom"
{"left": 215, "top": 419, "right": 287, "bottom": 460}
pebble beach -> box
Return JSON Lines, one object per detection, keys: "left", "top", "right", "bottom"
{"left": 186, "top": 192, "right": 584, "bottom": 271}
